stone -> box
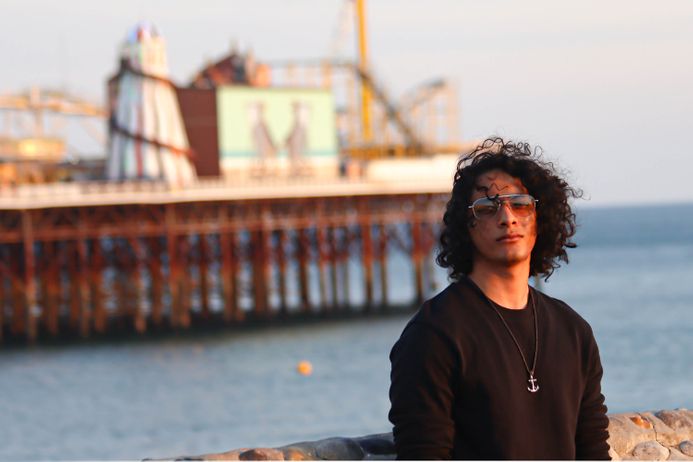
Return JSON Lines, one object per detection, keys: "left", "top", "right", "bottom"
{"left": 280, "top": 447, "right": 312, "bottom": 461}
{"left": 632, "top": 441, "right": 669, "bottom": 461}
{"left": 155, "top": 409, "right": 693, "bottom": 461}
{"left": 609, "top": 447, "right": 622, "bottom": 461}
{"left": 631, "top": 415, "right": 653, "bottom": 429}
{"left": 642, "top": 412, "right": 685, "bottom": 447}
{"left": 363, "top": 454, "right": 395, "bottom": 460}
{"left": 315, "top": 437, "right": 366, "bottom": 460}
{"left": 277, "top": 443, "right": 317, "bottom": 460}
{"left": 239, "top": 448, "right": 284, "bottom": 460}
{"left": 681, "top": 441, "right": 693, "bottom": 457}
{"left": 668, "top": 447, "right": 693, "bottom": 460}
{"left": 202, "top": 449, "right": 244, "bottom": 461}
{"left": 657, "top": 410, "right": 693, "bottom": 440}
{"left": 608, "top": 413, "right": 657, "bottom": 455}
{"left": 355, "top": 433, "right": 395, "bottom": 456}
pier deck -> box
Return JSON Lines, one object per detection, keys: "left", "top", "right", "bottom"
{"left": 0, "top": 178, "right": 449, "bottom": 343}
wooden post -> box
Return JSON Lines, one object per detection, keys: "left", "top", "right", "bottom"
{"left": 10, "top": 244, "right": 25, "bottom": 336}
{"left": 51, "top": 242, "right": 62, "bottom": 336}
{"left": 220, "top": 229, "right": 239, "bottom": 322}
{"left": 316, "top": 225, "right": 329, "bottom": 311}
{"left": 341, "top": 227, "right": 351, "bottom": 309}
{"left": 275, "top": 229, "right": 288, "bottom": 314}
{"left": 327, "top": 227, "right": 339, "bottom": 310}
{"left": 378, "top": 222, "right": 389, "bottom": 308}
{"left": 422, "top": 223, "right": 437, "bottom": 295}
{"left": 113, "top": 239, "right": 130, "bottom": 329}
{"left": 165, "top": 205, "right": 180, "bottom": 328}
{"left": 38, "top": 242, "right": 55, "bottom": 338}
{"left": 198, "top": 234, "right": 211, "bottom": 319}
{"left": 129, "top": 237, "right": 146, "bottom": 333}
{"left": 360, "top": 218, "right": 374, "bottom": 311}
{"left": 90, "top": 239, "right": 106, "bottom": 334}
{"left": 147, "top": 237, "right": 164, "bottom": 327}
{"left": 67, "top": 241, "right": 81, "bottom": 332}
{"left": 20, "top": 211, "right": 37, "bottom": 341}
{"left": 250, "top": 229, "right": 269, "bottom": 317}
{"left": 411, "top": 220, "right": 425, "bottom": 305}
{"left": 178, "top": 235, "right": 191, "bottom": 328}
{"left": 0, "top": 247, "right": 5, "bottom": 341}
{"left": 76, "top": 235, "right": 91, "bottom": 338}
{"left": 297, "top": 228, "right": 311, "bottom": 312}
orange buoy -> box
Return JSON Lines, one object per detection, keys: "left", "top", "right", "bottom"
{"left": 296, "top": 360, "right": 313, "bottom": 376}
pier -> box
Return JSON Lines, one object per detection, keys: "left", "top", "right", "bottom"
{"left": 0, "top": 177, "right": 448, "bottom": 343}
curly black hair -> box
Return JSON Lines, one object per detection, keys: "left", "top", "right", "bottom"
{"left": 436, "top": 137, "right": 582, "bottom": 281}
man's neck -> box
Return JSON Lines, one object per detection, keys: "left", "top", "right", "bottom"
{"left": 468, "top": 261, "right": 530, "bottom": 309}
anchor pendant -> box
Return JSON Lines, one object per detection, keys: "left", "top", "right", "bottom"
{"left": 527, "top": 374, "right": 539, "bottom": 393}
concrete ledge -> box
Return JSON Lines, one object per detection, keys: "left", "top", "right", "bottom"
{"left": 158, "top": 408, "right": 693, "bottom": 460}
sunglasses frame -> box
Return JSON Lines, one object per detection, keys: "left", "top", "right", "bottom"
{"left": 467, "top": 194, "right": 539, "bottom": 220}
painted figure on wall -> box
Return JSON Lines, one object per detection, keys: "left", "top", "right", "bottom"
{"left": 285, "top": 101, "right": 312, "bottom": 176}
{"left": 247, "top": 102, "right": 276, "bottom": 174}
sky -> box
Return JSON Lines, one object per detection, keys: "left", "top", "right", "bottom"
{"left": 1, "top": 0, "right": 692, "bottom": 206}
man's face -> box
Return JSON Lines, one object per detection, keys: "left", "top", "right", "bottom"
{"left": 468, "top": 169, "right": 537, "bottom": 270}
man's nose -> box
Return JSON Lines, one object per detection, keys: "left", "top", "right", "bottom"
{"left": 497, "top": 202, "right": 518, "bottom": 225}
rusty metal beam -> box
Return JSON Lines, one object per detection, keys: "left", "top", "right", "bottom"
{"left": 0, "top": 192, "right": 449, "bottom": 343}
{"left": 21, "top": 211, "right": 37, "bottom": 341}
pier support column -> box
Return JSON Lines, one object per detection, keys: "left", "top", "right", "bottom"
{"left": 0, "top": 247, "right": 6, "bottom": 341}
{"left": 378, "top": 222, "right": 389, "bottom": 308}
{"left": 341, "top": 227, "right": 351, "bottom": 310}
{"left": 21, "top": 211, "right": 37, "bottom": 342}
{"left": 220, "top": 230, "right": 240, "bottom": 322}
{"left": 360, "top": 220, "right": 374, "bottom": 311}
{"left": 316, "top": 225, "right": 329, "bottom": 312}
{"left": 250, "top": 228, "right": 270, "bottom": 317}
{"left": 178, "top": 236, "right": 192, "bottom": 328}
{"left": 297, "top": 228, "right": 311, "bottom": 312}
{"left": 67, "top": 241, "right": 81, "bottom": 333}
{"left": 129, "top": 237, "right": 146, "bottom": 334}
{"left": 165, "top": 205, "right": 180, "bottom": 328}
{"left": 147, "top": 237, "right": 164, "bottom": 327}
{"left": 327, "top": 227, "right": 339, "bottom": 310}
{"left": 40, "top": 242, "right": 59, "bottom": 336}
{"left": 113, "top": 239, "right": 130, "bottom": 329}
{"left": 76, "top": 234, "right": 91, "bottom": 338}
{"left": 90, "top": 239, "right": 106, "bottom": 334}
{"left": 198, "top": 234, "right": 211, "bottom": 319}
{"left": 50, "top": 243, "right": 62, "bottom": 336}
{"left": 275, "top": 230, "right": 288, "bottom": 315}
{"left": 422, "top": 223, "right": 437, "bottom": 295}
{"left": 10, "top": 245, "right": 25, "bottom": 337}
{"left": 412, "top": 221, "right": 425, "bottom": 305}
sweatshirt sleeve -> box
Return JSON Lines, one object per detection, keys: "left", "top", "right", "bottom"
{"left": 388, "top": 321, "right": 459, "bottom": 460}
{"left": 575, "top": 328, "right": 611, "bottom": 460}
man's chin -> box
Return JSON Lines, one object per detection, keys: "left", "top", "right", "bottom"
{"left": 493, "top": 253, "right": 531, "bottom": 267}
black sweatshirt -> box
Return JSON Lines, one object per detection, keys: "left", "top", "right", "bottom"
{"left": 388, "top": 277, "right": 610, "bottom": 460}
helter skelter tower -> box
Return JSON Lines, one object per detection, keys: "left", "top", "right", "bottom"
{"left": 106, "top": 22, "right": 196, "bottom": 185}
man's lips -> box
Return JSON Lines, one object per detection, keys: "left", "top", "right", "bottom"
{"left": 497, "top": 234, "right": 523, "bottom": 243}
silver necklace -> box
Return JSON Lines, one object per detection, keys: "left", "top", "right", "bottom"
{"left": 486, "top": 289, "right": 540, "bottom": 393}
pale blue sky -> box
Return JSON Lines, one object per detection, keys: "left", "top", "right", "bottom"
{"left": 2, "top": 0, "right": 692, "bottom": 205}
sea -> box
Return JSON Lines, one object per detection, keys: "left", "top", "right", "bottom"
{"left": 1, "top": 203, "right": 692, "bottom": 460}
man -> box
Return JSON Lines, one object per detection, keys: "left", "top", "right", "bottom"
{"left": 388, "top": 138, "right": 610, "bottom": 460}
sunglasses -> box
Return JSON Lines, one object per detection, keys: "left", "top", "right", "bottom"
{"left": 468, "top": 194, "right": 538, "bottom": 220}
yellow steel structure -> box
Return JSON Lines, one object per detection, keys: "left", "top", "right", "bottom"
{"left": 267, "top": 59, "right": 463, "bottom": 160}
{"left": 266, "top": 0, "right": 464, "bottom": 160}
{"left": 355, "top": 0, "right": 373, "bottom": 144}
